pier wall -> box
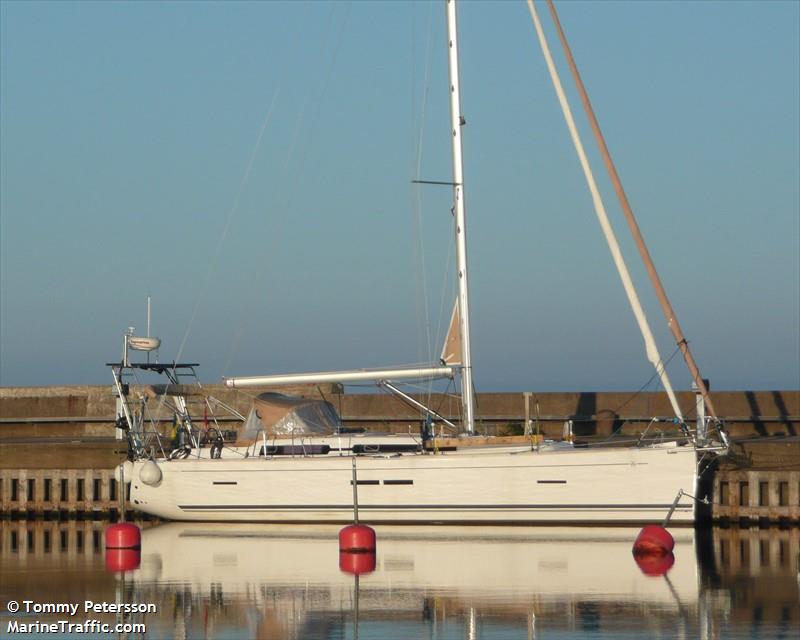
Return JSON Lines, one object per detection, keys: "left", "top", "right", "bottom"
{"left": 2, "top": 386, "right": 798, "bottom": 437}
{"left": 0, "top": 467, "right": 130, "bottom": 519}
{"left": 1, "top": 385, "right": 798, "bottom": 522}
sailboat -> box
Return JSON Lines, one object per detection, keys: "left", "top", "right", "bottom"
{"left": 117, "top": 0, "right": 727, "bottom": 525}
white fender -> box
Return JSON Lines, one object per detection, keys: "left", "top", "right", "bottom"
{"left": 139, "top": 460, "right": 163, "bottom": 487}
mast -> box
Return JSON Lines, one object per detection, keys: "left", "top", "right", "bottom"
{"left": 445, "top": 0, "right": 476, "bottom": 435}
{"left": 543, "top": 0, "right": 718, "bottom": 421}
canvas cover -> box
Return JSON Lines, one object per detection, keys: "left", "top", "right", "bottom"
{"left": 243, "top": 392, "right": 341, "bottom": 437}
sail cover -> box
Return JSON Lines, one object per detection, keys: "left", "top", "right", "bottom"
{"left": 243, "top": 392, "right": 341, "bottom": 437}
{"left": 439, "top": 300, "right": 462, "bottom": 366}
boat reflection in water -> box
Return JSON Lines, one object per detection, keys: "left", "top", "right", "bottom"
{"left": 123, "top": 523, "right": 794, "bottom": 639}
{"left": 1, "top": 521, "right": 797, "bottom": 639}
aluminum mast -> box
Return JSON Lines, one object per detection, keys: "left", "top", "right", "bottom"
{"left": 446, "top": 0, "right": 476, "bottom": 434}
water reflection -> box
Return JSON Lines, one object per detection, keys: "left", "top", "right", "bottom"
{"left": 0, "top": 522, "right": 798, "bottom": 639}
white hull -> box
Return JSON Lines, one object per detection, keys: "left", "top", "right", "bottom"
{"left": 128, "top": 441, "right": 698, "bottom": 524}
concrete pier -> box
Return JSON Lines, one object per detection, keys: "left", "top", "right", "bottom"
{"left": 0, "top": 467, "right": 130, "bottom": 520}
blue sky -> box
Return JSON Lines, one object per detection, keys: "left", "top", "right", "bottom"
{"left": 1, "top": 0, "right": 798, "bottom": 392}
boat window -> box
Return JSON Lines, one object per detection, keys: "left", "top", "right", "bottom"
{"left": 259, "top": 444, "right": 331, "bottom": 456}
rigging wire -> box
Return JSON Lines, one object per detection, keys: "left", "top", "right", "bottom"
{"left": 397, "top": 378, "right": 461, "bottom": 397}
{"left": 175, "top": 85, "right": 282, "bottom": 371}
{"left": 281, "top": 3, "right": 352, "bottom": 198}
{"left": 221, "top": 2, "right": 351, "bottom": 377}
{"left": 433, "top": 377, "right": 457, "bottom": 429}
{"left": 172, "top": 3, "right": 323, "bottom": 374}
{"left": 410, "top": 0, "right": 437, "bottom": 405}
{"left": 408, "top": 2, "right": 459, "bottom": 417}
{"left": 613, "top": 343, "right": 683, "bottom": 418}
{"left": 591, "top": 343, "right": 684, "bottom": 446}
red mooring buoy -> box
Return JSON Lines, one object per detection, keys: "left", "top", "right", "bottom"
{"left": 105, "top": 523, "right": 141, "bottom": 550}
{"left": 105, "top": 548, "right": 141, "bottom": 573}
{"left": 634, "top": 551, "right": 675, "bottom": 577}
{"left": 339, "top": 551, "right": 377, "bottom": 575}
{"left": 632, "top": 524, "right": 675, "bottom": 556}
{"left": 339, "top": 524, "right": 376, "bottom": 553}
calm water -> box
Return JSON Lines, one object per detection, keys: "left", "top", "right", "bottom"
{"left": 0, "top": 522, "right": 798, "bottom": 639}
